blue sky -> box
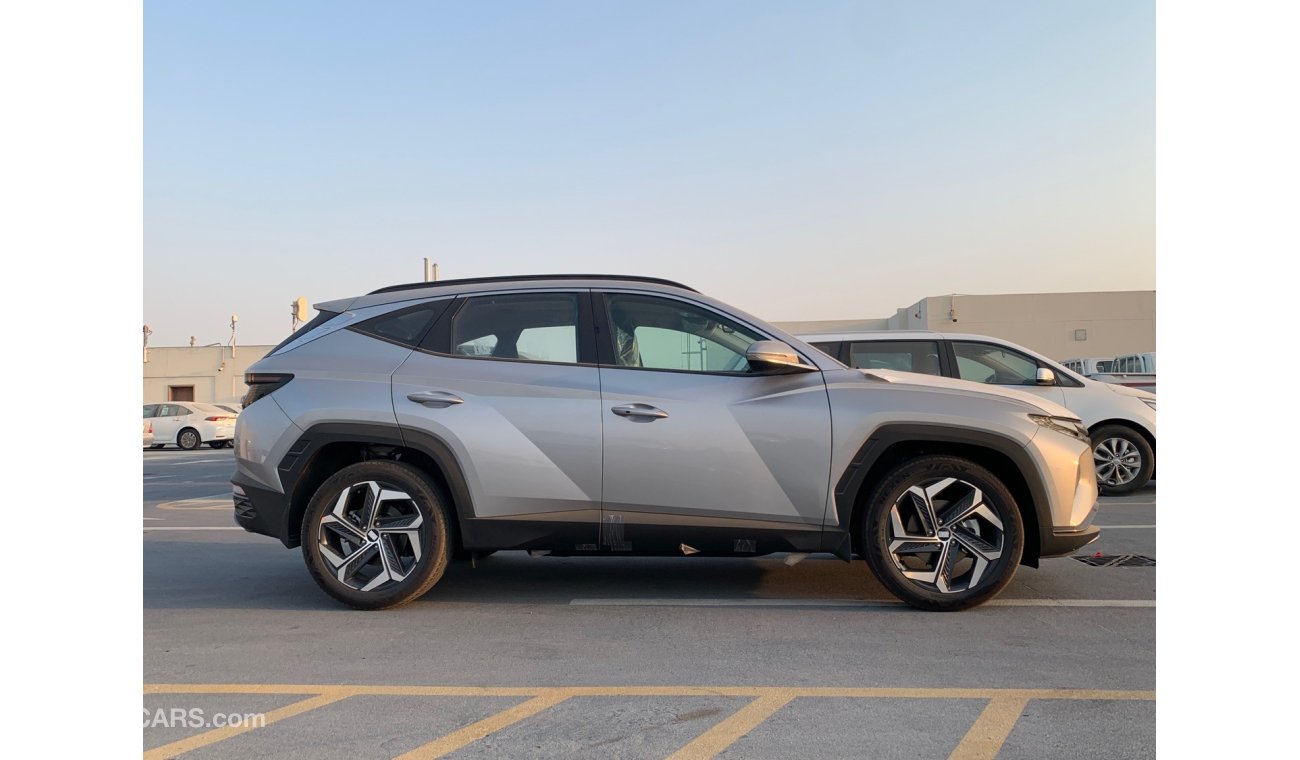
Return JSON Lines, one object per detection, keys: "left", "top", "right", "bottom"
{"left": 145, "top": 0, "right": 1154, "bottom": 346}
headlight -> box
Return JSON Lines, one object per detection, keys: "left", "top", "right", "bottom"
{"left": 1028, "top": 414, "right": 1091, "bottom": 444}
{"left": 1140, "top": 398, "right": 1156, "bottom": 411}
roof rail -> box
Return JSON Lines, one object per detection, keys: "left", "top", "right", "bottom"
{"left": 368, "top": 274, "right": 698, "bottom": 295}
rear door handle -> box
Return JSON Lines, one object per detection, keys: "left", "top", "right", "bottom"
{"left": 407, "top": 391, "right": 465, "bottom": 408}
{"left": 611, "top": 403, "right": 668, "bottom": 420}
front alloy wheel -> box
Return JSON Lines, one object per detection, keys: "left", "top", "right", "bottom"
{"left": 863, "top": 455, "right": 1023, "bottom": 611}
{"left": 886, "top": 478, "right": 1005, "bottom": 594}
{"left": 302, "top": 460, "right": 451, "bottom": 610}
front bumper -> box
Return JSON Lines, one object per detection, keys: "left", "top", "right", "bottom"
{"left": 1040, "top": 507, "right": 1101, "bottom": 557}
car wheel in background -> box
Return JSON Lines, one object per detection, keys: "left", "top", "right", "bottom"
{"left": 149, "top": 444, "right": 165, "bottom": 450}
{"left": 1091, "top": 425, "right": 1153, "bottom": 495}
{"left": 176, "top": 428, "right": 201, "bottom": 450}
{"left": 207, "top": 441, "right": 224, "bottom": 449}
{"left": 861, "top": 455, "right": 1024, "bottom": 612}
{"left": 301, "top": 460, "right": 452, "bottom": 610}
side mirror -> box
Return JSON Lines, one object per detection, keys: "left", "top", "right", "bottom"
{"left": 746, "top": 341, "right": 816, "bottom": 374}
{"left": 1035, "top": 367, "right": 1056, "bottom": 385}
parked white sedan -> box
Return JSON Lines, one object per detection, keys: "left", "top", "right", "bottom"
{"left": 142, "top": 402, "right": 237, "bottom": 450}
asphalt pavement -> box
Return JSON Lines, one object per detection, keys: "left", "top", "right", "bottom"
{"left": 144, "top": 447, "right": 1155, "bottom": 759}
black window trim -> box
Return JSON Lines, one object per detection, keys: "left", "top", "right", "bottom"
{"left": 592, "top": 289, "right": 820, "bottom": 378}
{"left": 348, "top": 298, "right": 454, "bottom": 350}
{"left": 414, "top": 288, "right": 600, "bottom": 368}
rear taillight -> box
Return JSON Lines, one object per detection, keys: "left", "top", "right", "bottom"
{"left": 243, "top": 373, "right": 294, "bottom": 407}
{"left": 147, "top": 422, "right": 153, "bottom": 433}
{"left": 204, "top": 416, "right": 234, "bottom": 422}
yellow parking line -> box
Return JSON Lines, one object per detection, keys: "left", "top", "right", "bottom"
{"left": 142, "top": 690, "right": 349, "bottom": 760}
{"left": 141, "top": 684, "right": 1153, "bottom": 759}
{"left": 393, "top": 693, "right": 571, "bottom": 760}
{"left": 667, "top": 693, "right": 794, "bottom": 760}
{"left": 949, "top": 697, "right": 1029, "bottom": 760}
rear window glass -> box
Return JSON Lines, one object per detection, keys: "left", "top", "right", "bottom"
{"left": 849, "top": 341, "right": 942, "bottom": 375}
{"left": 351, "top": 302, "right": 449, "bottom": 349}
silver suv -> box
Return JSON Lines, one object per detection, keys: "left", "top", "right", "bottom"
{"left": 232, "top": 275, "right": 1099, "bottom": 611}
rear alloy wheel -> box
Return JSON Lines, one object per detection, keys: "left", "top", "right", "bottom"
{"left": 863, "top": 456, "right": 1023, "bottom": 611}
{"left": 176, "top": 428, "right": 201, "bottom": 450}
{"left": 302, "top": 461, "right": 451, "bottom": 610}
{"left": 1091, "top": 425, "right": 1153, "bottom": 495}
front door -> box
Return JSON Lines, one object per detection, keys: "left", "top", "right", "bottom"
{"left": 595, "top": 291, "right": 832, "bottom": 554}
{"left": 948, "top": 340, "right": 1067, "bottom": 408}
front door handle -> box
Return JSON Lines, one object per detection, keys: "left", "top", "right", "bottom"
{"left": 611, "top": 403, "right": 668, "bottom": 420}
{"left": 407, "top": 391, "right": 465, "bottom": 408}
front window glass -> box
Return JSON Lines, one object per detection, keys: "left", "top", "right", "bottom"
{"left": 849, "top": 341, "right": 941, "bottom": 375}
{"left": 952, "top": 342, "right": 1041, "bottom": 385}
{"left": 451, "top": 293, "right": 579, "bottom": 364}
{"left": 604, "top": 293, "right": 766, "bottom": 372}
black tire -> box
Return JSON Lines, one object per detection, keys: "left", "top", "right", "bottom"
{"left": 302, "top": 460, "right": 452, "bottom": 610}
{"left": 861, "top": 455, "right": 1024, "bottom": 612}
{"left": 176, "top": 428, "right": 201, "bottom": 450}
{"left": 207, "top": 441, "right": 224, "bottom": 449}
{"left": 1090, "top": 425, "right": 1153, "bottom": 496}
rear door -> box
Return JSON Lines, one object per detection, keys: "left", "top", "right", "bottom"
{"left": 594, "top": 290, "right": 832, "bottom": 554}
{"left": 391, "top": 290, "right": 604, "bottom": 549}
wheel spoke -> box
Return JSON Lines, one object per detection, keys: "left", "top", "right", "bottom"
{"left": 378, "top": 534, "right": 409, "bottom": 581}
{"left": 935, "top": 541, "right": 960, "bottom": 593}
{"left": 320, "top": 513, "right": 365, "bottom": 542}
{"left": 953, "top": 527, "right": 1001, "bottom": 561}
{"left": 889, "top": 538, "right": 942, "bottom": 554}
{"left": 937, "top": 488, "right": 981, "bottom": 527}
{"left": 890, "top": 504, "right": 932, "bottom": 540}
{"left": 905, "top": 486, "right": 938, "bottom": 535}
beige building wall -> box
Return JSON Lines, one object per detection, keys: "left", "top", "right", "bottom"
{"left": 143, "top": 345, "right": 275, "bottom": 404}
{"left": 922, "top": 291, "right": 1154, "bottom": 360}
{"left": 777, "top": 290, "right": 1154, "bottom": 362}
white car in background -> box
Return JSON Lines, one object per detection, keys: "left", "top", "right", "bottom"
{"left": 142, "top": 419, "right": 154, "bottom": 448}
{"left": 801, "top": 331, "right": 1157, "bottom": 495}
{"left": 142, "top": 402, "right": 237, "bottom": 450}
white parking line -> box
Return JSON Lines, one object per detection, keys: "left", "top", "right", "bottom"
{"left": 146, "top": 458, "right": 228, "bottom": 466}
{"left": 570, "top": 598, "right": 1155, "bottom": 608}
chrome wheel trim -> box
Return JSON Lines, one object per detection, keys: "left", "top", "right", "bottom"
{"left": 886, "top": 477, "right": 1005, "bottom": 595}
{"left": 1093, "top": 437, "right": 1142, "bottom": 486}
{"left": 179, "top": 430, "right": 198, "bottom": 449}
{"left": 317, "top": 480, "right": 425, "bottom": 592}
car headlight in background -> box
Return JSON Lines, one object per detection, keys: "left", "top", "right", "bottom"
{"left": 1140, "top": 398, "right": 1156, "bottom": 411}
{"left": 1028, "top": 414, "right": 1091, "bottom": 444}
